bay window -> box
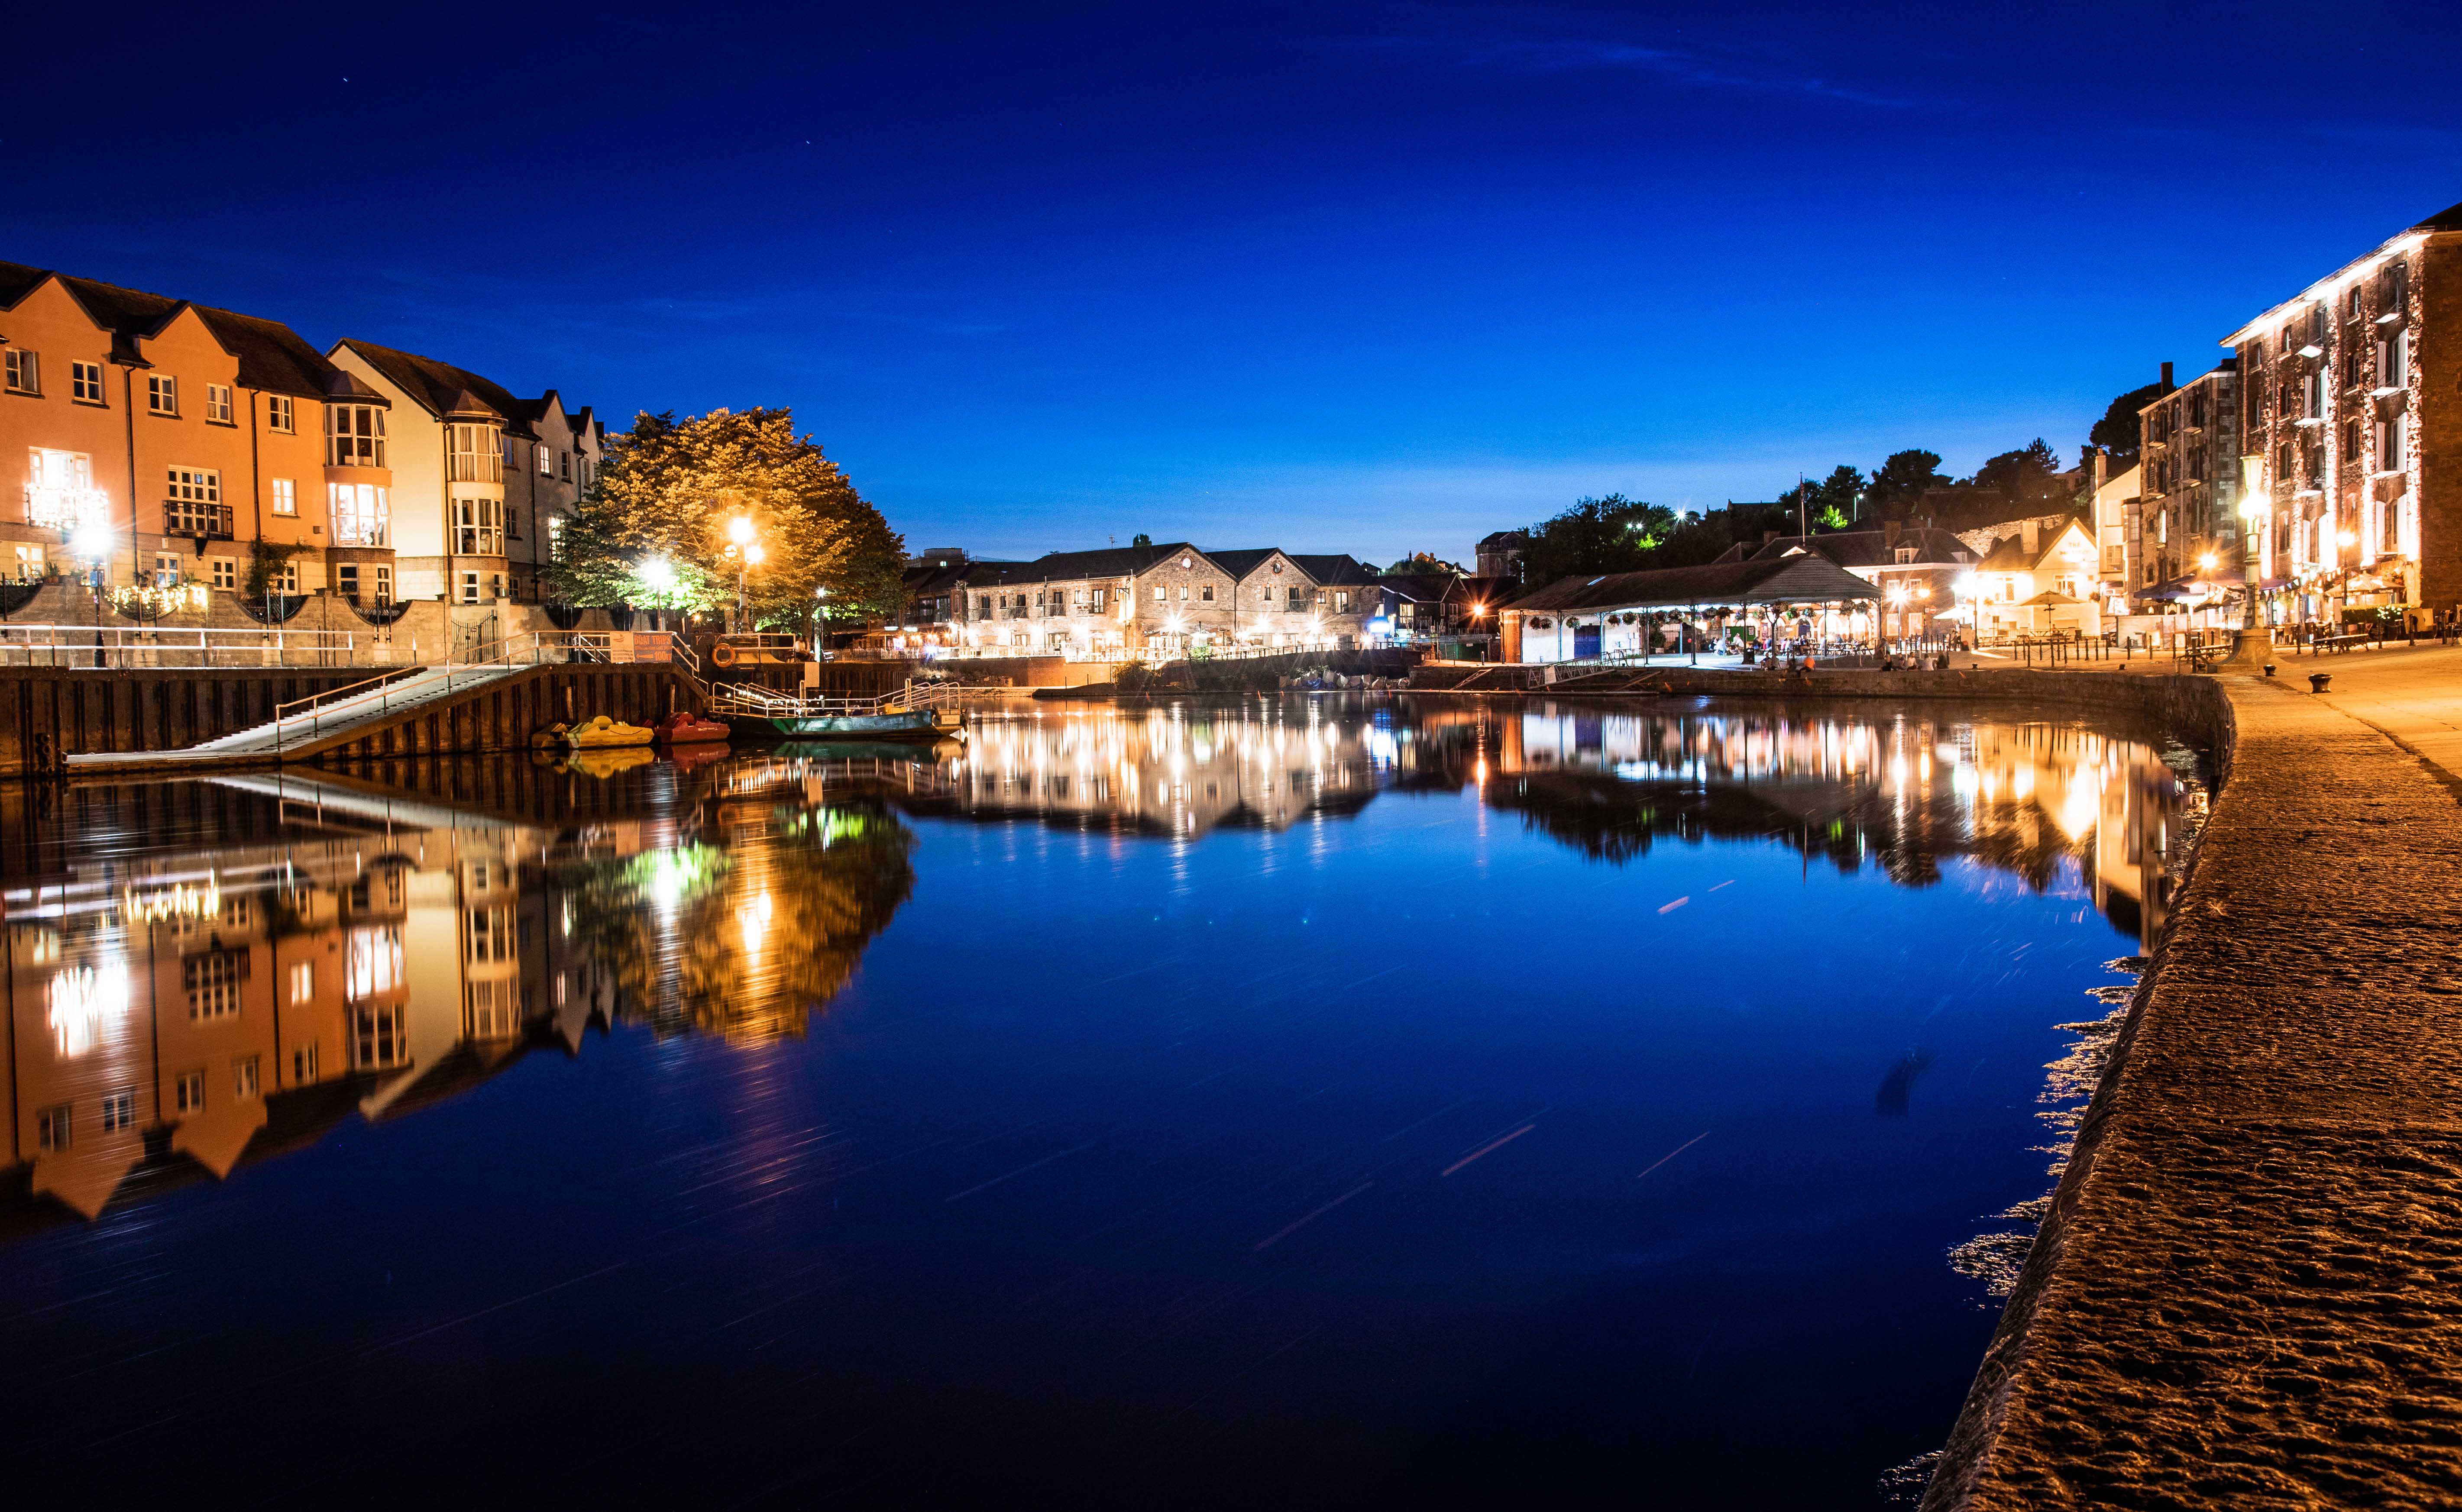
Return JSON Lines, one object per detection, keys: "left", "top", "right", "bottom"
{"left": 326, "top": 404, "right": 386, "bottom": 466}
{"left": 447, "top": 423, "right": 503, "bottom": 483}
{"left": 329, "top": 482, "right": 389, "bottom": 546}
{"left": 453, "top": 495, "right": 504, "bottom": 556}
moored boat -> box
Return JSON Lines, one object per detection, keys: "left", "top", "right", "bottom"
{"left": 563, "top": 714, "right": 657, "bottom": 749}
{"left": 655, "top": 711, "right": 732, "bottom": 745}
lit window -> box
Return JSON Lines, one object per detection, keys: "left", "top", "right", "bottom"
{"left": 266, "top": 394, "right": 294, "bottom": 432}
{"left": 206, "top": 384, "right": 233, "bottom": 424}
{"left": 289, "top": 960, "right": 314, "bottom": 1004}
{"left": 14, "top": 544, "right": 47, "bottom": 579}
{"left": 5, "top": 348, "right": 39, "bottom": 394}
{"left": 326, "top": 404, "right": 386, "bottom": 466}
{"left": 233, "top": 1056, "right": 261, "bottom": 1100}
{"left": 453, "top": 496, "right": 504, "bottom": 556}
{"left": 328, "top": 483, "right": 389, "bottom": 546}
{"left": 100, "top": 1089, "right": 136, "bottom": 1132}
{"left": 210, "top": 557, "right": 236, "bottom": 591}
{"left": 447, "top": 423, "right": 502, "bottom": 483}
{"left": 538, "top": 443, "right": 552, "bottom": 475}
{"left": 547, "top": 514, "right": 565, "bottom": 561}
{"left": 148, "top": 374, "right": 178, "bottom": 414}
{"left": 270, "top": 478, "right": 297, "bottom": 516}
{"left": 176, "top": 1069, "right": 205, "bottom": 1114}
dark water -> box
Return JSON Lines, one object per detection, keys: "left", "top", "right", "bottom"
{"left": 0, "top": 696, "right": 2192, "bottom": 1509}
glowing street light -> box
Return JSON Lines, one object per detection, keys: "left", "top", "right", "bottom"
{"left": 722, "top": 517, "right": 762, "bottom": 633}
{"left": 70, "top": 520, "right": 113, "bottom": 668}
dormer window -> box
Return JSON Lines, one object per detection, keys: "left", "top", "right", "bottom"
{"left": 327, "top": 404, "right": 387, "bottom": 467}
{"left": 1894, "top": 546, "right": 1916, "bottom": 564}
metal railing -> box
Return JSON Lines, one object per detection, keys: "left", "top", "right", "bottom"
{"left": 0, "top": 623, "right": 360, "bottom": 668}
{"left": 269, "top": 666, "right": 430, "bottom": 749}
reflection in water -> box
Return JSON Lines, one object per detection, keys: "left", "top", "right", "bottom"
{"left": 1, "top": 772, "right": 913, "bottom": 1228}
{"left": 0, "top": 698, "right": 2187, "bottom": 1235}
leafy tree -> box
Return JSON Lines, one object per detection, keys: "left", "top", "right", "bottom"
{"left": 1382, "top": 552, "right": 1464, "bottom": 577}
{"left": 1867, "top": 449, "right": 1948, "bottom": 515}
{"left": 1971, "top": 438, "right": 2069, "bottom": 509}
{"left": 1521, "top": 494, "right": 1676, "bottom": 585}
{"left": 547, "top": 408, "right": 905, "bottom": 627}
{"left": 2089, "top": 380, "right": 2171, "bottom": 464}
{"left": 1814, "top": 465, "right": 1867, "bottom": 524}
{"left": 1132, "top": 532, "right": 1152, "bottom": 547}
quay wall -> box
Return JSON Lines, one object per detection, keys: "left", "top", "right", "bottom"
{"left": 1, "top": 666, "right": 370, "bottom": 778}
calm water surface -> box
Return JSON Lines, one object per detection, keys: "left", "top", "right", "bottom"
{"left": 0, "top": 696, "right": 2193, "bottom": 1509}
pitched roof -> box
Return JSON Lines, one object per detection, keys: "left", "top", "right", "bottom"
{"left": 968, "top": 543, "right": 1206, "bottom": 584}
{"left": 1377, "top": 572, "right": 1460, "bottom": 604}
{"left": 2414, "top": 198, "right": 2462, "bottom": 233}
{"left": 333, "top": 337, "right": 542, "bottom": 434}
{"left": 0, "top": 259, "right": 343, "bottom": 396}
{"left": 1509, "top": 556, "right": 1880, "bottom": 613}
{"left": 1287, "top": 553, "right": 1374, "bottom": 586}
{"left": 1976, "top": 518, "right": 2094, "bottom": 572}
{"left": 1206, "top": 548, "right": 1280, "bottom": 580}
{"left": 1476, "top": 530, "right": 1529, "bottom": 549}
{"left": 1748, "top": 525, "right": 1977, "bottom": 569}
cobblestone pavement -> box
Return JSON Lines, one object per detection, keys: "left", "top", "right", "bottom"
{"left": 1924, "top": 656, "right": 2462, "bottom": 1511}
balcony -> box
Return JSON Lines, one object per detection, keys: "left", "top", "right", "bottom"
{"left": 163, "top": 502, "right": 236, "bottom": 541}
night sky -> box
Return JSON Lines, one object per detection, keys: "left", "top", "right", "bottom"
{"left": 11, "top": 3, "right": 2460, "bottom": 563}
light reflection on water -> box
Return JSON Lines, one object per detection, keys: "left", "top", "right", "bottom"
{"left": 0, "top": 696, "right": 2190, "bottom": 1509}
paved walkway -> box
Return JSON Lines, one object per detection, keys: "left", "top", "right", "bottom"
{"left": 1926, "top": 654, "right": 2462, "bottom": 1509}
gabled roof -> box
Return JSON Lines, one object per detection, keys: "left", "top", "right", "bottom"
{"left": 1206, "top": 548, "right": 1281, "bottom": 580}
{"left": 1377, "top": 572, "right": 1460, "bottom": 604}
{"left": 333, "top": 337, "right": 543, "bottom": 435}
{"left": 1977, "top": 517, "right": 2096, "bottom": 572}
{"left": 970, "top": 543, "right": 1207, "bottom": 585}
{"left": 1749, "top": 525, "right": 1977, "bottom": 569}
{"left": 1288, "top": 553, "right": 1374, "bottom": 586}
{"left": 1477, "top": 530, "right": 1529, "bottom": 549}
{"left": 0, "top": 259, "right": 343, "bottom": 397}
{"left": 1510, "top": 556, "right": 1878, "bottom": 613}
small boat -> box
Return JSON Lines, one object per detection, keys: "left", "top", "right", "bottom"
{"left": 737, "top": 708, "right": 944, "bottom": 740}
{"left": 563, "top": 714, "right": 657, "bottom": 749}
{"left": 655, "top": 711, "right": 732, "bottom": 745}
{"left": 714, "top": 678, "right": 972, "bottom": 742}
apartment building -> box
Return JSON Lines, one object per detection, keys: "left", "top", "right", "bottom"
{"left": 1208, "top": 550, "right": 1381, "bottom": 646}
{"left": 2132, "top": 359, "right": 2242, "bottom": 591}
{"left": 327, "top": 340, "right": 601, "bottom": 607}
{"left": 954, "top": 543, "right": 1236, "bottom": 656}
{"left": 0, "top": 261, "right": 392, "bottom": 601}
{"left": 2224, "top": 198, "right": 2462, "bottom": 625}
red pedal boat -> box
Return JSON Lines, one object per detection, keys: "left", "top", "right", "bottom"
{"left": 655, "top": 711, "right": 732, "bottom": 745}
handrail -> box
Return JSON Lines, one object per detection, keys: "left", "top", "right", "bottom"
{"left": 271, "top": 665, "right": 428, "bottom": 750}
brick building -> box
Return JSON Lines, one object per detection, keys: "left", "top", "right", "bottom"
{"left": 2223, "top": 197, "right": 2462, "bottom": 626}
{"left": 2133, "top": 359, "right": 2242, "bottom": 591}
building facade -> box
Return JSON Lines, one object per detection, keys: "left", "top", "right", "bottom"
{"left": 2223, "top": 198, "right": 2462, "bottom": 626}
{"left": 2132, "top": 359, "right": 2242, "bottom": 593}
{"left": 1, "top": 261, "right": 393, "bottom": 601}
{"left": 945, "top": 544, "right": 1383, "bottom": 657}
{"left": 328, "top": 340, "right": 600, "bottom": 609}
{"left": 1748, "top": 521, "right": 1979, "bottom": 643}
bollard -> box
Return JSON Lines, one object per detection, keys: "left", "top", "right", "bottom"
{"left": 2309, "top": 672, "right": 2332, "bottom": 693}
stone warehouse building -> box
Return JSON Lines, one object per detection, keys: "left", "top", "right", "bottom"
{"left": 944, "top": 543, "right": 1385, "bottom": 657}
{"left": 2133, "top": 359, "right": 2243, "bottom": 593}
{"left": 0, "top": 260, "right": 394, "bottom": 601}
{"left": 2224, "top": 197, "right": 2462, "bottom": 626}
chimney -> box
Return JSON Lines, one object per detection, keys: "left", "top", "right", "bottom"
{"left": 2161, "top": 360, "right": 2174, "bottom": 390}
{"left": 2092, "top": 448, "right": 2107, "bottom": 493}
{"left": 2022, "top": 518, "right": 2041, "bottom": 556}
{"left": 1884, "top": 519, "right": 1901, "bottom": 549}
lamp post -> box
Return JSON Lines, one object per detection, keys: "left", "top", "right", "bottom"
{"left": 2337, "top": 529, "right": 2358, "bottom": 628}
{"left": 811, "top": 585, "right": 828, "bottom": 655}
{"left": 71, "top": 521, "right": 112, "bottom": 668}
{"left": 725, "top": 516, "right": 759, "bottom": 634}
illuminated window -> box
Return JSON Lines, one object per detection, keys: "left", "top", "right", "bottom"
{"left": 453, "top": 496, "right": 504, "bottom": 556}
{"left": 176, "top": 1069, "right": 205, "bottom": 1114}
{"left": 547, "top": 514, "right": 565, "bottom": 561}
{"left": 289, "top": 960, "right": 314, "bottom": 1004}
{"left": 266, "top": 394, "right": 294, "bottom": 432}
{"left": 326, "top": 403, "right": 386, "bottom": 466}
{"left": 270, "top": 478, "right": 297, "bottom": 516}
{"left": 5, "top": 348, "right": 39, "bottom": 394}
{"left": 329, "top": 482, "right": 388, "bottom": 545}
{"left": 537, "top": 442, "right": 552, "bottom": 475}
{"left": 447, "top": 423, "right": 502, "bottom": 482}
{"left": 148, "top": 374, "right": 178, "bottom": 414}
{"left": 100, "top": 1089, "right": 136, "bottom": 1132}
{"left": 233, "top": 1056, "right": 260, "bottom": 1100}
{"left": 347, "top": 926, "right": 402, "bottom": 1000}
{"left": 206, "top": 384, "right": 233, "bottom": 424}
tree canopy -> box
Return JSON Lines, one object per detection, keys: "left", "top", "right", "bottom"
{"left": 2089, "top": 380, "right": 2171, "bottom": 464}
{"left": 1382, "top": 551, "right": 1465, "bottom": 577}
{"left": 546, "top": 407, "right": 906, "bottom": 626}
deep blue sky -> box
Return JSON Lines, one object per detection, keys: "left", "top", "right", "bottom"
{"left": 10, "top": 3, "right": 2459, "bottom": 564}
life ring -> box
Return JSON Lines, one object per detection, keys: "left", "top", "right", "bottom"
{"left": 712, "top": 642, "right": 740, "bottom": 667}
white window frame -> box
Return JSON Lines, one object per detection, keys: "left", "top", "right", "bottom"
{"left": 326, "top": 403, "right": 386, "bottom": 466}
{"left": 165, "top": 467, "right": 223, "bottom": 536}
{"left": 209, "top": 557, "right": 236, "bottom": 590}
{"left": 537, "top": 442, "right": 552, "bottom": 475}
{"left": 328, "top": 482, "right": 389, "bottom": 546}
{"left": 71, "top": 361, "right": 104, "bottom": 404}
{"left": 270, "top": 478, "right": 297, "bottom": 516}
{"left": 373, "top": 564, "right": 393, "bottom": 604}
{"left": 205, "top": 384, "right": 233, "bottom": 424}
{"left": 148, "top": 374, "right": 178, "bottom": 415}
{"left": 5, "top": 348, "right": 40, "bottom": 394}
{"left": 153, "top": 552, "right": 182, "bottom": 588}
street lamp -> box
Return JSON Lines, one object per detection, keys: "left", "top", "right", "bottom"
{"left": 723, "top": 517, "right": 759, "bottom": 633}
{"left": 71, "top": 520, "right": 112, "bottom": 668}
{"left": 2237, "top": 498, "right": 2269, "bottom": 633}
